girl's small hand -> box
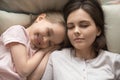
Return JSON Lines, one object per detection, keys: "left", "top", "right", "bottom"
{"left": 27, "top": 45, "right": 60, "bottom": 80}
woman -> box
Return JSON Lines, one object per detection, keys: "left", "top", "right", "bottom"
{"left": 41, "top": 0, "right": 120, "bottom": 80}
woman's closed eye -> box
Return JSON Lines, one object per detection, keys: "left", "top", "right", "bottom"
{"left": 67, "top": 23, "right": 74, "bottom": 29}
{"left": 79, "top": 21, "right": 90, "bottom": 28}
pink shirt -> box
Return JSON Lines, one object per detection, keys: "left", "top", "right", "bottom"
{"left": 0, "top": 25, "right": 35, "bottom": 80}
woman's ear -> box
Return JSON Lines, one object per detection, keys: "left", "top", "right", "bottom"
{"left": 97, "top": 27, "right": 101, "bottom": 36}
{"left": 35, "top": 13, "right": 46, "bottom": 22}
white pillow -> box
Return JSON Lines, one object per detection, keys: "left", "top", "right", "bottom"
{"left": 0, "top": 1, "right": 120, "bottom": 53}
{"left": 0, "top": 0, "right": 69, "bottom": 14}
{"left": 0, "top": 10, "right": 37, "bottom": 34}
{"left": 103, "top": 5, "right": 120, "bottom": 53}
{"left": 0, "top": 0, "right": 69, "bottom": 34}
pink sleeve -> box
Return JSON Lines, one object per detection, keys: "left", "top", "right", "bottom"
{"left": 1, "top": 25, "right": 29, "bottom": 46}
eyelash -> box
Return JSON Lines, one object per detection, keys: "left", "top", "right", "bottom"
{"left": 47, "top": 28, "right": 51, "bottom": 37}
{"left": 47, "top": 29, "right": 52, "bottom": 46}
{"left": 79, "top": 24, "right": 89, "bottom": 28}
{"left": 67, "top": 25, "right": 74, "bottom": 29}
{"left": 67, "top": 24, "right": 89, "bottom": 29}
{"left": 48, "top": 41, "right": 51, "bottom": 46}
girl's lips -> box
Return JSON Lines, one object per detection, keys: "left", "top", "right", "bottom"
{"left": 34, "top": 34, "right": 43, "bottom": 45}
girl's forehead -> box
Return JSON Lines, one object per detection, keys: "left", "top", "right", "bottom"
{"left": 51, "top": 24, "right": 65, "bottom": 44}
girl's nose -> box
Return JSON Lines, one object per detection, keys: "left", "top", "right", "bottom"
{"left": 43, "top": 36, "right": 49, "bottom": 42}
{"left": 43, "top": 36, "right": 50, "bottom": 46}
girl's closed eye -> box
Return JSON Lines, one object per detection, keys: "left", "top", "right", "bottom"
{"left": 47, "top": 28, "right": 53, "bottom": 47}
{"left": 48, "top": 40, "right": 52, "bottom": 47}
{"left": 47, "top": 28, "right": 52, "bottom": 37}
{"left": 35, "top": 33, "right": 39, "bottom": 37}
{"left": 47, "top": 30, "right": 51, "bottom": 37}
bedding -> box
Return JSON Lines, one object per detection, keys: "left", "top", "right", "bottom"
{"left": 0, "top": 10, "right": 37, "bottom": 34}
{"left": 0, "top": 0, "right": 120, "bottom": 53}
{"left": 0, "top": 0, "right": 69, "bottom": 34}
{"left": 103, "top": 5, "right": 120, "bottom": 53}
{"left": 0, "top": 0, "right": 69, "bottom": 14}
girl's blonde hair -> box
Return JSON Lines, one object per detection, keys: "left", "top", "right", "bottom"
{"left": 45, "top": 11, "right": 69, "bottom": 49}
{"left": 45, "top": 11, "right": 65, "bottom": 27}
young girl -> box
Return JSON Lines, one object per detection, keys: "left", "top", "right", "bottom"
{"left": 0, "top": 11, "right": 67, "bottom": 80}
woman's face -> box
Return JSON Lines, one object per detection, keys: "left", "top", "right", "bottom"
{"left": 67, "top": 9, "right": 101, "bottom": 50}
{"left": 28, "top": 19, "right": 65, "bottom": 49}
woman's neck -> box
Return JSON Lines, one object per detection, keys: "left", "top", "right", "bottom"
{"left": 75, "top": 48, "right": 96, "bottom": 60}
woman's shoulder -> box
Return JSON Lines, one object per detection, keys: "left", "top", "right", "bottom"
{"left": 100, "top": 50, "right": 120, "bottom": 60}
{"left": 101, "top": 50, "right": 120, "bottom": 56}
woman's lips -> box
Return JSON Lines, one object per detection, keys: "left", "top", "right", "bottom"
{"left": 74, "top": 38, "right": 85, "bottom": 42}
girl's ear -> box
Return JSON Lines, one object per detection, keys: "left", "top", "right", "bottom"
{"left": 35, "top": 13, "right": 46, "bottom": 22}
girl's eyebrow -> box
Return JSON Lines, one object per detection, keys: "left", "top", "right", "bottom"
{"left": 48, "top": 28, "right": 54, "bottom": 36}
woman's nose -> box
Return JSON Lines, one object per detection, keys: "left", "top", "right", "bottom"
{"left": 74, "top": 26, "right": 81, "bottom": 36}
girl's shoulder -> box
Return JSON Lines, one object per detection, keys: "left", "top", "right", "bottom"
{"left": 4, "top": 25, "right": 25, "bottom": 32}
{"left": 1, "top": 25, "right": 28, "bottom": 46}
{"left": 1, "top": 25, "right": 26, "bottom": 36}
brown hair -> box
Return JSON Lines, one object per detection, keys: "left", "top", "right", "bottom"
{"left": 63, "top": 0, "right": 107, "bottom": 53}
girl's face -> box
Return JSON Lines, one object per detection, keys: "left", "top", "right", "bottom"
{"left": 67, "top": 9, "right": 101, "bottom": 50}
{"left": 27, "top": 19, "right": 65, "bottom": 49}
